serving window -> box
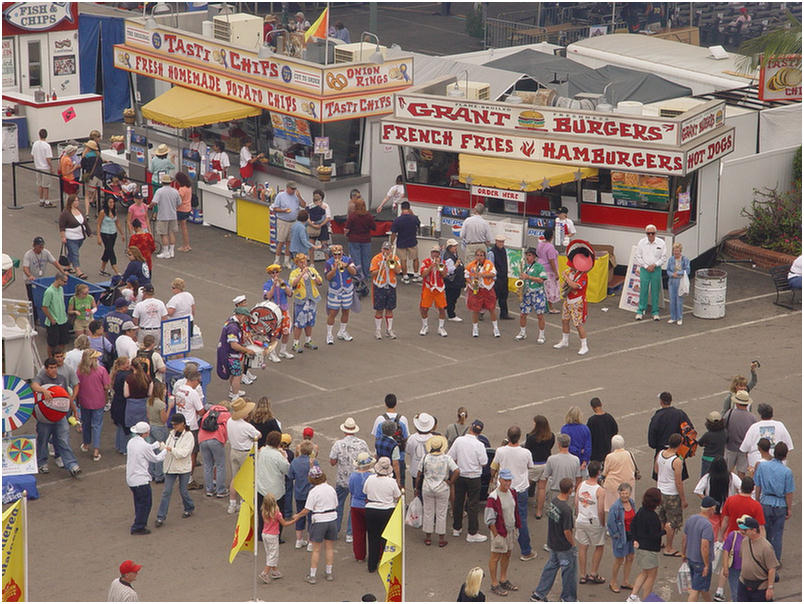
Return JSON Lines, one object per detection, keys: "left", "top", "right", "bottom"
{"left": 402, "top": 147, "right": 464, "bottom": 188}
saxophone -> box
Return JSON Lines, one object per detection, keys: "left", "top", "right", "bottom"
{"left": 515, "top": 259, "right": 525, "bottom": 301}
{"left": 470, "top": 262, "right": 481, "bottom": 295}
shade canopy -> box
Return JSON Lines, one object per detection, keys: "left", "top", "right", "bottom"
{"left": 458, "top": 153, "right": 597, "bottom": 191}
{"left": 141, "top": 86, "right": 261, "bottom": 128}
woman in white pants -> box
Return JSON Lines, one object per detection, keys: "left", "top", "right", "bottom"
{"left": 416, "top": 435, "right": 459, "bottom": 547}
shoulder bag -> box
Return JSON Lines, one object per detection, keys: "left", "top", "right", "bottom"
{"left": 741, "top": 538, "right": 769, "bottom": 591}
{"left": 628, "top": 449, "right": 641, "bottom": 480}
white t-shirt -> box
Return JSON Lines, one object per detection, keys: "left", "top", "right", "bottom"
{"left": 739, "top": 419, "right": 794, "bottom": 467}
{"left": 227, "top": 417, "right": 261, "bottom": 451}
{"left": 174, "top": 383, "right": 204, "bottom": 431}
{"left": 63, "top": 348, "right": 84, "bottom": 374}
{"left": 210, "top": 151, "right": 230, "bottom": 170}
{"left": 22, "top": 248, "right": 56, "bottom": 279}
{"left": 305, "top": 483, "right": 339, "bottom": 523}
{"left": 385, "top": 184, "right": 405, "bottom": 207}
{"left": 115, "top": 334, "right": 139, "bottom": 360}
{"left": 693, "top": 472, "right": 742, "bottom": 499}
{"left": 363, "top": 474, "right": 401, "bottom": 509}
{"left": 555, "top": 217, "right": 576, "bottom": 247}
{"left": 167, "top": 291, "right": 195, "bottom": 319}
{"left": 132, "top": 298, "right": 168, "bottom": 329}
{"left": 172, "top": 377, "right": 205, "bottom": 404}
{"left": 447, "top": 434, "right": 487, "bottom": 479}
{"left": 239, "top": 146, "right": 252, "bottom": 168}
{"left": 32, "top": 140, "right": 53, "bottom": 170}
{"left": 491, "top": 444, "right": 533, "bottom": 492}
{"left": 371, "top": 412, "right": 409, "bottom": 438}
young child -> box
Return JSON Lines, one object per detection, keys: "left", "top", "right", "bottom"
{"left": 260, "top": 493, "right": 294, "bottom": 583}
{"left": 68, "top": 283, "right": 97, "bottom": 335}
{"left": 88, "top": 319, "right": 114, "bottom": 369}
{"left": 128, "top": 217, "right": 156, "bottom": 272}
{"left": 295, "top": 426, "right": 319, "bottom": 459}
{"left": 288, "top": 440, "right": 319, "bottom": 550}
{"left": 280, "top": 434, "right": 295, "bottom": 521}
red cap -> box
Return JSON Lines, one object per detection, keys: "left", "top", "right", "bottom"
{"left": 303, "top": 427, "right": 314, "bottom": 438}
{"left": 120, "top": 560, "right": 142, "bottom": 575}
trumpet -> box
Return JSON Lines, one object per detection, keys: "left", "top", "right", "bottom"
{"left": 436, "top": 259, "right": 446, "bottom": 271}
{"left": 336, "top": 260, "right": 346, "bottom": 271}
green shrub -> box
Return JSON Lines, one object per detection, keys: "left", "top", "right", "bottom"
{"left": 466, "top": 6, "right": 484, "bottom": 38}
{"left": 794, "top": 146, "right": 802, "bottom": 184}
{"left": 741, "top": 183, "right": 802, "bottom": 256}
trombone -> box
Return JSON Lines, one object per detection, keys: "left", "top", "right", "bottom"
{"left": 386, "top": 241, "right": 398, "bottom": 271}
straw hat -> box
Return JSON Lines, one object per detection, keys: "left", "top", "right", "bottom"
{"left": 731, "top": 390, "right": 752, "bottom": 406}
{"left": 339, "top": 417, "right": 359, "bottom": 434}
{"left": 354, "top": 451, "right": 375, "bottom": 469}
{"left": 159, "top": 173, "right": 172, "bottom": 184}
{"left": 155, "top": 143, "right": 169, "bottom": 156}
{"left": 426, "top": 434, "right": 448, "bottom": 455}
{"left": 374, "top": 457, "right": 394, "bottom": 476}
{"left": 84, "top": 140, "right": 99, "bottom": 151}
{"left": 413, "top": 412, "right": 435, "bottom": 433}
{"left": 230, "top": 397, "right": 255, "bottom": 420}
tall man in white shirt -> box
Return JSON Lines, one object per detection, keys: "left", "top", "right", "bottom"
{"left": 270, "top": 181, "right": 306, "bottom": 269}
{"left": 448, "top": 419, "right": 489, "bottom": 543}
{"left": 459, "top": 203, "right": 494, "bottom": 261}
{"left": 131, "top": 284, "right": 167, "bottom": 344}
{"left": 634, "top": 224, "right": 668, "bottom": 321}
{"left": 126, "top": 421, "right": 167, "bottom": 534}
{"left": 491, "top": 426, "right": 536, "bottom": 560}
{"left": 31, "top": 128, "right": 54, "bottom": 207}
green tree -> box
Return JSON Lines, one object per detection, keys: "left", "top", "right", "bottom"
{"left": 738, "top": 11, "right": 802, "bottom": 70}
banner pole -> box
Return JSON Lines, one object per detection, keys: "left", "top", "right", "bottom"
{"left": 401, "top": 489, "right": 405, "bottom": 603}
{"left": 23, "top": 491, "right": 29, "bottom": 602}
{"left": 252, "top": 445, "right": 258, "bottom": 602}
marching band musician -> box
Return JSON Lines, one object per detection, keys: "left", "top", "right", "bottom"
{"left": 262, "top": 264, "right": 294, "bottom": 363}
{"left": 419, "top": 244, "right": 449, "bottom": 337}
{"left": 464, "top": 249, "right": 500, "bottom": 338}
{"left": 289, "top": 253, "right": 323, "bottom": 353}
{"left": 553, "top": 240, "right": 595, "bottom": 356}
{"left": 515, "top": 248, "right": 548, "bottom": 343}
{"left": 324, "top": 245, "right": 357, "bottom": 345}
{"left": 442, "top": 238, "right": 465, "bottom": 323}
{"left": 370, "top": 241, "right": 402, "bottom": 340}
{"left": 233, "top": 294, "right": 259, "bottom": 385}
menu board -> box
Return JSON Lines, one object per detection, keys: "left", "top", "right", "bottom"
{"left": 3, "top": 39, "right": 15, "bottom": 88}
{"left": 611, "top": 172, "right": 669, "bottom": 208}
{"left": 269, "top": 111, "right": 312, "bottom": 146}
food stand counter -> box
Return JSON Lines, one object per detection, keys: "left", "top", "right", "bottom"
{"left": 198, "top": 180, "right": 237, "bottom": 233}
{"left": 1, "top": 92, "right": 103, "bottom": 143}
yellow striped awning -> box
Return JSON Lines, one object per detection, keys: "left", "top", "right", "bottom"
{"left": 141, "top": 86, "right": 261, "bottom": 129}
{"left": 458, "top": 153, "right": 597, "bottom": 192}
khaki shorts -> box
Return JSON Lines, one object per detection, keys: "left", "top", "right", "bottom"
{"left": 229, "top": 448, "right": 250, "bottom": 482}
{"left": 398, "top": 246, "right": 418, "bottom": 263}
{"left": 275, "top": 219, "right": 293, "bottom": 244}
{"left": 490, "top": 531, "right": 517, "bottom": 554}
{"left": 635, "top": 548, "right": 659, "bottom": 570}
{"left": 156, "top": 219, "right": 178, "bottom": 235}
{"left": 725, "top": 449, "right": 748, "bottom": 474}
{"left": 657, "top": 493, "right": 683, "bottom": 530}
{"left": 575, "top": 522, "right": 606, "bottom": 546}
{"left": 528, "top": 464, "right": 546, "bottom": 484}
{"left": 36, "top": 171, "right": 52, "bottom": 187}
{"left": 463, "top": 242, "right": 488, "bottom": 262}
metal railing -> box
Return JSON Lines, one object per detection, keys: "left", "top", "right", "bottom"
{"left": 484, "top": 18, "right": 627, "bottom": 49}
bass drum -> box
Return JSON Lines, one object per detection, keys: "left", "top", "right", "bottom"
{"left": 247, "top": 301, "right": 282, "bottom": 339}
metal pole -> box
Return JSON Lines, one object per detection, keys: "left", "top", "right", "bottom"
{"left": 611, "top": 2, "right": 616, "bottom": 29}
{"left": 23, "top": 491, "right": 29, "bottom": 601}
{"left": 369, "top": 2, "right": 378, "bottom": 38}
{"left": 401, "top": 490, "right": 406, "bottom": 602}
{"left": 252, "top": 445, "right": 258, "bottom": 602}
{"left": 8, "top": 161, "right": 22, "bottom": 209}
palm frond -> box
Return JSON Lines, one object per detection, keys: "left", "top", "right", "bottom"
{"left": 737, "top": 11, "right": 802, "bottom": 72}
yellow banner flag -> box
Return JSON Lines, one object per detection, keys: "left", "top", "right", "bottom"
{"left": 2, "top": 498, "right": 26, "bottom": 602}
{"left": 378, "top": 498, "right": 403, "bottom": 602}
{"left": 228, "top": 446, "right": 256, "bottom": 563}
{"left": 304, "top": 7, "right": 329, "bottom": 43}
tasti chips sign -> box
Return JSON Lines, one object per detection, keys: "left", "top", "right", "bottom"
{"left": 758, "top": 54, "right": 802, "bottom": 101}
{"left": 395, "top": 93, "right": 725, "bottom": 147}
{"left": 380, "top": 120, "right": 735, "bottom": 176}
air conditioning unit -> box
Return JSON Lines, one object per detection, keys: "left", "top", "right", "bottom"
{"left": 213, "top": 13, "right": 263, "bottom": 48}
{"left": 456, "top": 81, "right": 491, "bottom": 100}
{"left": 334, "top": 42, "right": 387, "bottom": 63}
{"left": 659, "top": 107, "right": 685, "bottom": 118}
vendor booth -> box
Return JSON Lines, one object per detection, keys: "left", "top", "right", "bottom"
{"left": 111, "top": 12, "right": 414, "bottom": 245}
{"left": 2, "top": 2, "right": 104, "bottom": 142}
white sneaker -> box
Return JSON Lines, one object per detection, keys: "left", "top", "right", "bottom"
{"left": 438, "top": 327, "right": 448, "bottom": 337}
{"left": 412, "top": 275, "right": 422, "bottom": 283}
{"left": 48, "top": 443, "right": 55, "bottom": 456}
{"left": 515, "top": 332, "right": 527, "bottom": 341}
{"left": 452, "top": 529, "right": 461, "bottom": 537}
{"left": 677, "top": 319, "right": 683, "bottom": 326}
{"left": 245, "top": 370, "right": 257, "bottom": 380}
{"left": 419, "top": 324, "right": 429, "bottom": 336}
{"left": 448, "top": 316, "right": 463, "bottom": 322}
{"left": 283, "top": 258, "right": 292, "bottom": 269}
{"left": 386, "top": 330, "right": 397, "bottom": 339}
{"left": 156, "top": 250, "right": 169, "bottom": 259}
{"left": 472, "top": 329, "right": 479, "bottom": 338}
{"left": 493, "top": 328, "right": 501, "bottom": 338}
{"left": 241, "top": 374, "right": 255, "bottom": 385}
{"left": 652, "top": 315, "right": 660, "bottom": 321}
{"left": 337, "top": 331, "right": 353, "bottom": 341}
{"left": 578, "top": 345, "right": 589, "bottom": 356}
{"left": 54, "top": 456, "right": 64, "bottom": 468}
{"left": 667, "top": 319, "right": 676, "bottom": 324}
{"left": 375, "top": 330, "right": 382, "bottom": 340}
{"left": 536, "top": 335, "right": 545, "bottom": 344}
{"left": 279, "top": 350, "right": 294, "bottom": 359}
{"left": 326, "top": 334, "right": 334, "bottom": 345}
{"left": 466, "top": 533, "right": 488, "bottom": 543}
{"left": 345, "top": 534, "right": 353, "bottom": 543}
{"left": 626, "top": 595, "right": 641, "bottom": 602}
{"left": 295, "top": 539, "right": 308, "bottom": 549}
{"left": 306, "top": 542, "right": 314, "bottom": 552}
{"left": 635, "top": 313, "right": 643, "bottom": 321}
{"left": 269, "top": 351, "right": 281, "bottom": 363}
{"left": 227, "top": 501, "right": 238, "bottom": 514}
{"left": 553, "top": 340, "right": 568, "bottom": 349}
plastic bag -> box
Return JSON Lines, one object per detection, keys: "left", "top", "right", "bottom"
{"left": 678, "top": 272, "right": 690, "bottom": 296}
{"left": 405, "top": 496, "right": 423, "bottom": 529}
{"left": 677, "top": 561, "right": 691, "bottom": 593}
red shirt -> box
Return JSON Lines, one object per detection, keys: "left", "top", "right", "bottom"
{"left": 721, "top": 493, "right": 765, "bottom": 536}
{"left": 421, "top": 257, "right": 445, "bottom": 291}
{"left": 344, "top": 213, "right": 376, "bottom": 243}
{"left": 129, "top": 233, "right": 156, "bottom": 270}
{"left": 623, "top": 506, "right": 636, "bottom": 533}
{"left": 567, "top": 270, "right": 588, "bottom": 300}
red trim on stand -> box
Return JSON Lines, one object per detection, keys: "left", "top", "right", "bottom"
{"left": 581, "top": 204, "right": 670, "bottom": 230}
{"left": 406, "top": 184, "right": 470, "bottom": 208}
{"left": 2, "top": 93, "right": 103, "bottom": 108}
{"left": 672, "top": 209, "right": 691, "bottom": 230}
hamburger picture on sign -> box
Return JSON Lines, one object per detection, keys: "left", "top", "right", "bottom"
{"left": 516, "top": 110, "right": 547, "bottom": 132}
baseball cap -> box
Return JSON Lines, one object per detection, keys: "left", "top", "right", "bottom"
{"left": 471, "top": 419, "right": 484, "bottom": 432}
{"left": 499, "top": 469, "right": 514, "bottom": 481}
{"left": 706, "top": 411, "right": 722, "bottom": 423}
{"left": 119, "top": 560, "right": 142, "bottom": 574}
{"left": 558, "top": 206, "right": 569, "bottom": 214}
{"left": 280, "top": 433, "right": 292, "bottom": 446}
{"left": 381, "top": 241, "right": 392, "bottom": 249}
{"left": 170, "top": 412, "right": 186, "bottom": 425}
{"left": 700, "top": 496, "right": 718, "bottom": 509}
{"left": 286, "top": 181, "right": 298, "bottom": 189}
{"left": 737, "top": 515, "right": 759, "bottom": 530}
{"left": 121, "top": 320, "right": 136, "bottom": 331}
{"left": 303, "top": 427, "right": 314, "bottom": 439}
{"left": 142, "top": 284, "right": 155, "bottom": 293}
{"left": 33, "top": 236, "right": 45, "bottom": 246}
{"left": 130, "top": 421, "right": 150, "bottom": 434}
{"left": 114, "top": 297, "right": 129, "bottom": 308}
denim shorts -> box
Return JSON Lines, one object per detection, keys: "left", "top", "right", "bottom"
{"left": 689, "top": 560, "right": 712, "bottom": 592}
{"left": 309, "top": 519, "right": 338, "bottom": 542}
